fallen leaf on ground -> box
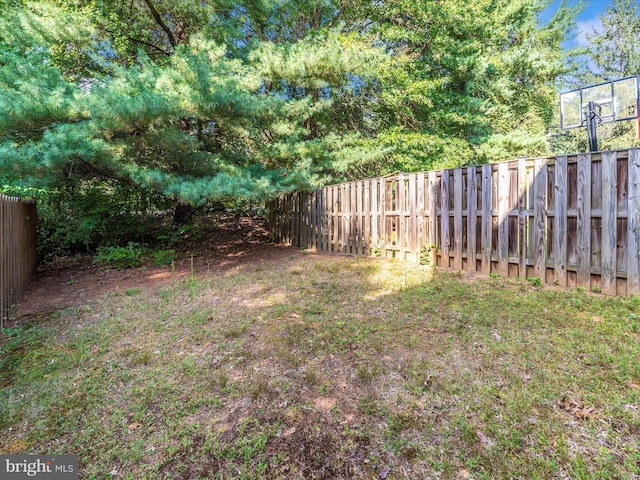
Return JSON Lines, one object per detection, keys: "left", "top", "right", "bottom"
{"left": 458, "top": 468, "right": 470, "bottom": 478}
{"left": 379, "top": 465, "right": 391, "bottom": 479}
{"left": 558, "top": 396, "right": 597, "bottom": 419}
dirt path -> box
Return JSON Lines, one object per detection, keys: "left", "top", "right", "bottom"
{"left": 14, "top": 216, "right": 297, "bottom": 323}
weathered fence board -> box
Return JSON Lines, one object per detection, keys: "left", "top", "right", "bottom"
{"left": 269, "top": 149, "right": 640, "bottom": 295}
{"left": 0, "top": 194, "right": 37, "bottom": 327}
{"left": 628, "top": 149, "right": 640, "bottom": 294}
{"left": 576, "top": 154, "right": 592, "bottom": 288}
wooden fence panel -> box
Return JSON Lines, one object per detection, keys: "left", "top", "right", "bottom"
{"left": 0, "top": 195, "right": 37, "bottom": 328}
{"left": 268, "top": 149, "right": 640, "bottom": 295}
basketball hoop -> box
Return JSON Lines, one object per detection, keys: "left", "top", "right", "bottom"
{"left": 559, "top": 76, "right": 639, "bottom": 151}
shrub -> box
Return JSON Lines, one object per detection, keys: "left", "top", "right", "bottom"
{"left": 153, "top": 249, "right": 176, "bottom": 266}
{"left": 94, "top": 242, "right": 146, "bottom": 268}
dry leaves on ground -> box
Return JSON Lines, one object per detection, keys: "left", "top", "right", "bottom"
{"left": 558, "top": 396, "right": 598, "bottom": 419}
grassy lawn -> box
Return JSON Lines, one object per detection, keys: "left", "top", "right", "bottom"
{"left": 1, "top": 251, "right": 639, "bottom": 479}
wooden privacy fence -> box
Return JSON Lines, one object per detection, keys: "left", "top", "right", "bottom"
{"left": 0, "top": 194, "right": 37, "bottom": 327}
{"left": 269, "top": 149, "right": 640, "bottom": 295}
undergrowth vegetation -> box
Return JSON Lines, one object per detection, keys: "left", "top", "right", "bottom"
{"left": 1, "top": 254, "right": 639, "bottom": 479}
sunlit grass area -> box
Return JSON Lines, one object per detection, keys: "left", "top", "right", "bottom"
{"left": 1, "top": 252, "right": 639, "bottom": 479}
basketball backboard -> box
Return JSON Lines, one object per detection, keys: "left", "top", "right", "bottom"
{"left": 560, "top": 76, "right": 639, "bottom": 130}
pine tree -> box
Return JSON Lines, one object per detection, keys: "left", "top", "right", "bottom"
{"left": 0, "top": 1, "right": 381, "bottom": 234}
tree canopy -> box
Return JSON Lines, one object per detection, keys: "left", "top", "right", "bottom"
{"left": 0, "top": 0, "right": 586, "bottom": 251}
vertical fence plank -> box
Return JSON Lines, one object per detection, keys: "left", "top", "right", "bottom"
{"left": 577, "top": 154, "right": 592, "bottom": 288}
{"left": 481, "top": 164, "right": 493, "bottom": 274}
{"left": 352, "top": 181, "right": 358, "bottom": 254}
{"left": 533, "top": 159, "right": 547, "bottom": 278}
{"left": 427, "top": 171, "right": 436, "bottom": 248}
{"left": 417, "top": 172, "right": 425, "bottom": 262}
{"left": 601, "top": 151, "right": 618, "bottom": 295}
{"left": 554, "top": 156, "right": 568, "bottom": 286}
{"left": 292, "top": 192, "right": 298, "bottom": 246}
{"left": 517, "top": 159, "right": 527, "bottom": 277}
{"left": 398, "top": 174, "right": 406, "bottom": 258}
{"left": 408, "top": 174, "right": 417, "bottom": 261}
{"left": 332, "top": 185, "right": 338, "bottom": 252}
{"left": 497, "top": 162, "right": 509, "bottom": 275}
{"left": 364, "top": 180, "right": 371, "bottom": 256}
{"left": 330, "top": 186, "right": 336, "bottom": 252}
{"left": 440, "top": 170, "right": 451, "bottom": 268}
{"left": 371, "top": 180, "right": 380, "bottom": 255}
{"left": 319, "top": 189, "right": 325, "bottom": 251}
{"left": 340, "top": 184, "right": 347, "bottom": 253}
{"left": 358, "top": 181, "right": 364, "bottom": 255}
{"left": 380, "top": 178, "right": 387, "bottom": 258}
{"left": 628, "top": 148, "right": 640, "bottom": 294}
{"left": 467, "top": 166, "right": 477, "bottom": 272}
{"left": 428, "top": 171, "right": 437, "bottom": 264}
{"left": 453, "top": 168, "right": 463, "bottom": 270}
{"left": 310, "top": 191, "right": 316, "bottom": 249}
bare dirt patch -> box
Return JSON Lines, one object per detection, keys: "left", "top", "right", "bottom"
{"left": 15, "top": 215, "right": 296, "bottom": 321}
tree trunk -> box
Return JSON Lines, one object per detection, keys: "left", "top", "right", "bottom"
{"left": 173, "top": 200, "right": 194, "bottom": 225}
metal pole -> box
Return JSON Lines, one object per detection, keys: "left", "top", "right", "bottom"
{"left": 587, "top": 101, "right": 598, "bottom": 152}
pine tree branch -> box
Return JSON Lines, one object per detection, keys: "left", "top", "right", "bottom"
{"left": 142, "top": 0, "right": 176, "bottom": 48}
{"left": 122, "top": 33, "right": 171, "bottom": 56}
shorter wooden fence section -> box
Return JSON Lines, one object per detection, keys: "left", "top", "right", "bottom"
{"left": 269, "top": 149, "right": 640, "bottom": 295}
{"left": 0, "top": 195, "right": 37, "bottom": 327}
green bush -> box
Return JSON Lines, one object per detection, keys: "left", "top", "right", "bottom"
{"left": 153, "top": 249, "right": 176, "bottom": 266}
{"left": 94, "top": 242, "right": 146, "bottom": 269}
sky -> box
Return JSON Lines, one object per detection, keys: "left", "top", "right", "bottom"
{"left": 541, "top": 0, "right": 613, "bottom": 48}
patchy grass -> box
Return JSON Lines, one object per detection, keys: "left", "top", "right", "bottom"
{"left": 1, "top": 253, "right": 639, "bottom": 479}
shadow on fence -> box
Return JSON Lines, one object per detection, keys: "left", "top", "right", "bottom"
{"left": 1, "top": 194, "right": 37, "bottom": 327}
{"left": 269, "top": 149, "right": 640, "bottom": 296}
